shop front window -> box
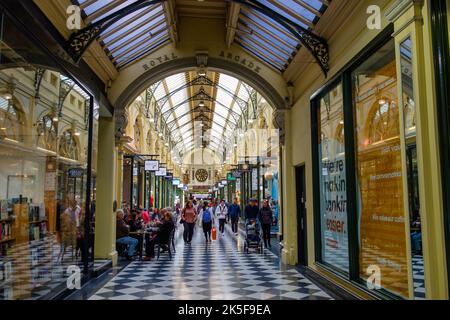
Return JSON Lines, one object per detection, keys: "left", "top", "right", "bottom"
{"left": 0, "top": 13, "right": 97, "bottom": 300}
{"left": 316, "top": 82, "right": 349, "bottom": 273}
{"left": 352, "top": 40, "right": 409, "bottom": 298}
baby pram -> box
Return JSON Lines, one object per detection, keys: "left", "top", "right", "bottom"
{"left": 243, "top": 219, "right": 264, "bottom": 254}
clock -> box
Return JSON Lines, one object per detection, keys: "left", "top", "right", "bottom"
{"left": 195, "top": 169, "right": 209, "bottom": 182}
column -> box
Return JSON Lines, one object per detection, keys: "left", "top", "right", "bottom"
{"left": 94, "top": 116, "right": 118, "bottom": 265}
{"left": 281, "top": 109, "right": 297, "bottom": 265}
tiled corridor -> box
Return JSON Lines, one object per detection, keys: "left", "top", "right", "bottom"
{"left": 89, "top": 223, "right": 334, "bottom": 300}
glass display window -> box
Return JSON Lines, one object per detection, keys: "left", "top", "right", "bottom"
{"left": 0, "top": 12, "right": 98, "bottom": 300}
{"left": 316, "top": 82, "right": 349, "bottom": 273}
{"left": 352, "top": 40, "right": 409, "bottom": 298}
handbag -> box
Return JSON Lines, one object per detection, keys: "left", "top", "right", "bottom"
{"left": 180, "top": 209, "right": 185, "bottom": 224}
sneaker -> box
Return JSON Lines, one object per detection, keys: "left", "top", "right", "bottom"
{"left": 126, "top": 255, "right": 134, "bottom": 261}
{"left": 143, "top": 256, "right": 152, "bottom": 261}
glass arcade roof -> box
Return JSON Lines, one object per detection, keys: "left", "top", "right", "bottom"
{"left": 235, "top": 0, "right": 329, "bottom": 71}
{"left": 144, "top": 71, "right": 258, "bottom": 158}
{"left": 75, "top": 0, "right": 171, "bottom": 69}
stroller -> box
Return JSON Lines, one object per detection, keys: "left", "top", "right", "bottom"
{"left": 243, "top": 219, "right": 264, "bottom": 254}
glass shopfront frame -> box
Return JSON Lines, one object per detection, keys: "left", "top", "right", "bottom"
{"left": 311, "top": 25, "right": 421, "bottom": 299}
{"left": 0, "top": 9, "right": 98, "bottom": 300}
{"left": 430, "top": 0, "right": 450, "bottom": 296}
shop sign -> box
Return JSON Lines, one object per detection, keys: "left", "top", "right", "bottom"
{"left": 68, "top": 168, "right": 84, "bottom": 178}
{"left": 173, "top": 179, "right": 180, "bottom": 186}
{"left": 155, "top": 167, "right": 167, "bottom": 177}
{"left": 145, "top": 160, "right": 159, "bottom": 171}
{"left": 251, "top": 168, "right": 258, "bottom": 191}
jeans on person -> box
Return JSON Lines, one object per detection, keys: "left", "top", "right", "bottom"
{"left": 262, "top": 223, "right": 271, "bottom": 247}
{"left": 219, "top": 219, "right": 226, "bottom": 234}
{"left": 116, "top": 236, "right": 138, "bottom": 256}
{"left": 202, "top": 222, "right": 212, "bottom": 241}
{"left": 231, "top": 218, "right": 239, "bottom": 233}
{"left": 183, "top": 222, "right": 195, "bottom": 243}
{"left": 411, "top": 231, "right": 422, "bottom": 252}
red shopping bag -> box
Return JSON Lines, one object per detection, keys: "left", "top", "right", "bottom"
{"left": 212, "top": 227, "right": 217, "bottom": 241}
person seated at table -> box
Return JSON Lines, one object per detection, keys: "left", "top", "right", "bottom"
{"left": 141, "top": 207, "right": 150, "bottom": 225}
{"left": 116, "top": 210, "right": 138, "bottom": 261}
{"left": 143, "top": 211, "right": 175, "bottom": 261}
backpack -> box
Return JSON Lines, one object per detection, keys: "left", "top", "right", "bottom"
{"left": 202, "top": 209, "right": 212, "bottom": 223}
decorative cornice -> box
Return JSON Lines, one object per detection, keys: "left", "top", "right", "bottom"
{"left": 386, "top": 0, "right": 424, "bottom": 23}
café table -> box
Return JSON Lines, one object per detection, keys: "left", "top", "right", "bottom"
{"left": 129, "top": 227, "right": 160, "bottom": 260}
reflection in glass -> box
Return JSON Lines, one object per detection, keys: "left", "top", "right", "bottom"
{"left": 353, "top": 40, "right": 409, "bottom": 298}
{"left": 317, "top": 82, "right": 349, "bottom": 273}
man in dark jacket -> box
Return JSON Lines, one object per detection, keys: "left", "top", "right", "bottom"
{"left": 244, "top": 198, "right": 259, "bottom": 221}
{"left": 258, "top": 200, "right": 274, "bottom": 249}
{"left": 116, "top": 209, "right": 138, "bottom": 260}
{"left": 228, "top": 198, "right": 241, "bottom": 235}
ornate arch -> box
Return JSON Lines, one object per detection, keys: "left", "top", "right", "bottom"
{"left": 59, "top": 129, "right": 79, "bottom": 160}
{"left": 0, "top": 96, "right": 25, "bottom": 142}
{"left": 113, "top": 57, "right": 288, "bottom": 145}
{"left": 36, "top": 114, "right": 57, "bottom": 151}
{"left": 365, "top": 98, "right": 399, "bottom": 145}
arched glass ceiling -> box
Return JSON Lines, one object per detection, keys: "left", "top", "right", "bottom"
{"left": 75, "top": 0, "right": 171, "bottom": 69}
{"left": 146, "top": 71, "right": 259, "bottom": 158}
{"left": 235, "top": 0, "right": 329, "bottom": 71}
{"left": 72, "top": 0, "right": 329, "bottom": 72}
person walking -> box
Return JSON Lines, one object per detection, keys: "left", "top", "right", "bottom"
{"left": 244, "top": 198, "right": 259, "bottom": 221}
{"left": 201, "top": 201, "right": 214, "bottom": 242}
{"left": 182, "top": 201, "right": 197, "bottom": 244}
{"left": 258, "top": 200, "right": 273, "bottom": 249}
{"left": 228, "top": 198, "right": 241, "bottom": 236}
{"left": 215, "top": 199, "right": 228, "bottom": 236}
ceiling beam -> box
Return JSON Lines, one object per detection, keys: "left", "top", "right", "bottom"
{"left": 225, "top": 1, "right": 241, "bottom": 48}
{"left": 163, "top": 0, "right": 179, "bottom": 47}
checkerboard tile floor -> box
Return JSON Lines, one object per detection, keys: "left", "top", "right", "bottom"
{"left": 1, "top": 234, "right": 109, "bottom": 300}
{"left": 412, "top": 255, "right": 425, "bottom": 300}
{"left": 89, "top": 223, "right": 334, "bottom": 301}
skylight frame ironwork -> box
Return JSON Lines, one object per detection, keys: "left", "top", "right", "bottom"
{"left": 233, "top": 0, "right": 330, "bottom": 73}
{"left": 72, "top": 0, "right": 171, "bottom": 69}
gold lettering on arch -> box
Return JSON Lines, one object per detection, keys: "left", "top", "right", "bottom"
{"left": 140, "top": 51, "right": 262, "bottom": 74}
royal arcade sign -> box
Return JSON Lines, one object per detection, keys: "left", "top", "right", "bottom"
{"left": 140, "top": 50, "right": 263, "bottom": 75}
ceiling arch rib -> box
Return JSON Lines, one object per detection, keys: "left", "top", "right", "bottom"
{"left": 146, "top": 71, "right": 259, "bottom": 158}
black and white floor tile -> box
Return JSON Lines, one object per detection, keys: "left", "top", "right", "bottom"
{"left": 89, "top": 223, "right": 334, "bottom": 300}
{"left": 1, "top": 234, "right": 109, "bottom": 300}
{"left": 412, "top": 255, "right": 425, "bottom": 300}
